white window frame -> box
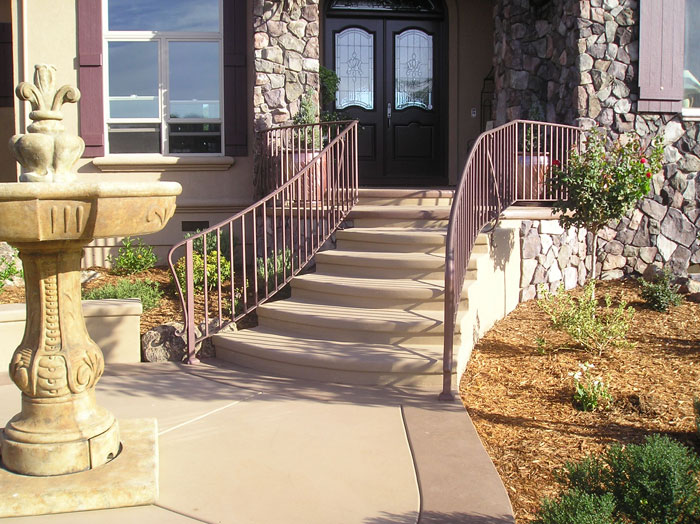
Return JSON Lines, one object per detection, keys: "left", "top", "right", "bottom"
{"left": 683, "top": 0, "right": 700, "bottom": 119}
{"left": 102, "top": 0, "right": 225, "bottom": 155}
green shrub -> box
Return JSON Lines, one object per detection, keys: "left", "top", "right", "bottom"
{"left": 83, "top": 279, "right": 163, "bottom": 311}
{"left": 107, "top": 237, "right": 158, "bottom": 275}
{"left": 546, "top": 434, "right": 700, "bottom": 524}
{"left": 319, "top": 65, "right": 339, "bottom": 109}
{"left": 184, "top": 229, "right": 231, "bottom": 261}
{"left": 256, "top": 248, "right": 293, "bottom": 292}
{"left": 538, "top": 282, "right": 634, "bottom": 355}
{"left": 534, "top": 491, "right": 617, "bottom": 524}
{"left": 174, "top": 250, "right": 232, "bottom": 292}
{"left": 569, "top": 362, "right": 613, "bottom": 412}
{"left": 638, "top": 269, "right": 683, "bottom": 312}
{"left": 0, "top": 248, "right": 22, "bottom": 294}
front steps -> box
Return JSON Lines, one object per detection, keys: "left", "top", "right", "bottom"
{"left": 214, "top": 188, "right": 520, "bottom": 386}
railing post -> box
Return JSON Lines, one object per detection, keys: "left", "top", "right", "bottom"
{"left": 185, "top": 240, "right": 199, "bottom": 364}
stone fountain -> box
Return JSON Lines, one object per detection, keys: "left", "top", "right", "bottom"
{"left": 0, "top": 65, "right": 181, "bottom": 517}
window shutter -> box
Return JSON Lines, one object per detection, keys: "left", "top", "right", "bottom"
{"left": 638, "top": 0, "right": 685, "bottom": 113}
{"left": 77, "top": 0, "right": 104, "bottom": 157}
{"left": 0, "top": 23, "right": 12, "bottom": 108}
{"left": 223, "top": 0, "right": 248, "bottom": 156}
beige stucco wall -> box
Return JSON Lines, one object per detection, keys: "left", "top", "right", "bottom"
{"left": 7, "top": 0, "right": 257, "bottom": 266}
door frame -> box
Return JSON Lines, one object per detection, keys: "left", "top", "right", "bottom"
{"left": 323, "top": 0, "right": 448, "bottom": 187}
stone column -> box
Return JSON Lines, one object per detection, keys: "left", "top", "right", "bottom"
{"left": 1, "top": 240, "right": 120, "bottom": 476}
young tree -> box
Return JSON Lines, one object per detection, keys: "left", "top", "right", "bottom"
{"left": 550, "top": 129, "right": 663, "bottom": 294}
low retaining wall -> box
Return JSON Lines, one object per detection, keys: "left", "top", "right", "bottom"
{"left": 0, "top": 299, "right": 143, "bottom": 378}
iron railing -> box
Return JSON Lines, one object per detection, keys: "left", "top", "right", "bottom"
{"left": 168, "top": 120, "right": 359, "bottom": 362}
{"left": 440, "top": 119, "right": 582, "bottom": 400}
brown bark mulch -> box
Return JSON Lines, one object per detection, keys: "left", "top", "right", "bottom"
{"left": 459, "top": 279, "right": 700, "bottom": 523}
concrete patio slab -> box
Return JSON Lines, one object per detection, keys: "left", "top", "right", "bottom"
{"left": 0, "top": 359, "right": 514, "bottom": 523}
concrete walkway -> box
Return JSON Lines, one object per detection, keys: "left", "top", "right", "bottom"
{"left": 0, "top": 360, "right": 514, "bottom": 523}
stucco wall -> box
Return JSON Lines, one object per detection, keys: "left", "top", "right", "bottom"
{"left": 493, "top": 0, "right": 700, "bottom": 277}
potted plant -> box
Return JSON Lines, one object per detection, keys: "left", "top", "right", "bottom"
{"left": 517, "top": 99, "right": 550, "bottom": 200}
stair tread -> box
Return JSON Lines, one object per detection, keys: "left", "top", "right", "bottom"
{"left": 337, "top": 227, "right": 447, "bottom": 244}
{"left": 316, "top": 249, "right": 445, "bottom": 267}
{"left": 358, "top": 188, "right": 454, "bottom": 198}
{"left": 258, "top": 298, "right": 450, "bottom": 331}
{"left": 350, "top": 205, "right": 451, "bottom": 217}
{"left": 214, "top": 326, "right": 446, "bottom": 370}
{"left": 293, "top": 272, "right": 444, "bottom": 296}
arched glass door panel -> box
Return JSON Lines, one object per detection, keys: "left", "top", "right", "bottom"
{"left": 395, "top": 29, "right": 433, "bottom": 110}
{"left": 335, "top": 28, "right": 374, "bottom": 110}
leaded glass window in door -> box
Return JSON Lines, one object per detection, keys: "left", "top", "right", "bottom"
{"left": 335, "top": 28, "right": 374, "bottom": 110}
{"left": 395, "top": 29, "right": 433, "bottom": 110}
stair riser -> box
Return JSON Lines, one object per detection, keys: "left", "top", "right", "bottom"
{"left": 255, "top": 315, "right": 454, "bottom": 345}
{"left": 316, "top": 265, "right": 446, "bottom": 280}
{"left": 352, "top": 218, "right": 449, "bottom": 229}
{"left": 336, "top": 239, "right": 446, "bottom": 254}
{"left": 290, "top": 288, "right": 446, "bottom": 311}
{"left": 358, "top": 197, "right": 453, "bottom": 206}
{"left": 215, "top": 346, "right": 449, "bottom": 387}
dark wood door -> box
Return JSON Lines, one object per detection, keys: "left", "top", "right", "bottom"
{"left": 324, "top": 17, "right": 445, "bottom": 186}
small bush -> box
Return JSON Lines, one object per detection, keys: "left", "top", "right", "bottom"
{"left": 544, "top": 434, "right": 700, "bottom": 524}
{"left": 538, "top": 282, "right": 634, "bottom": 355}
{"left": 184, "top": 229, "right": 231, "bottom": 261}
{"left": 569, "top": 362, "right": 612, "bottom": 412}
{"left": 638, "top": 269, "right": 683, "bottom": 312}
{"left": 256, "top": 248, "right": 294, "bottom": 292}
{"left": 174, "top": 250, "right": 232, "bottom": 292}
{"left": 534, "top": 490, "right": 617, "bottom": 524}
{"left": 0, "top": 248, "right": 22, "bottom": 294}
{"left": 107, "top": 237, "right": 158, "bottom": 275}
{"left": 83, "top": 279, "right": 163, "bottom": 311}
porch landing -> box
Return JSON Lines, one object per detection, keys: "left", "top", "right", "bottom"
{"left": 0, "top": 360, "right": 514, "bottom": 523}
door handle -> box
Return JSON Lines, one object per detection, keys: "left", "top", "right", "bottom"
{"left": 387, "top": 103, "right": 391, "bottom": 128}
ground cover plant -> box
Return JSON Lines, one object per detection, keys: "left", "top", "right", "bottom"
{"left": 460, "top": 279, "right": 700, "bottom": 523}
{"left": 638, "top": 269, "right": 684, "bottom": 312}
{"left": 107, "top": 236, "right": 158, "bottom": 275}
{"left": 0, "top": 248, "right": 22, "bottom": 294}
{"left": 82, "top": 278, "right": 163, "bottom": 311}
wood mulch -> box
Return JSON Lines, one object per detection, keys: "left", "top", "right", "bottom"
{"left": 459, "top": 279, "right": 700, "bottom": 523}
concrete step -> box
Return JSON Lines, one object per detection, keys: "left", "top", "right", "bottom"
{"left": 357, "top": 188, "right": 454, "bottom": 207}
{"left": 256, "top": 298, "right": 460, "bottom": 345}
{"left": 349, "top": 205, "right": 451, "bottom": 229}
{"left": 290, "top": 273, "right": 447, "bottom": 310}
{"left": 315, "top": 250, "right": 445, "bottom": 279}
{"left": 336, "top": 227, "right": 447, "bottom": 254}
{"left": 213, "top": 326, "right": 452, "bottom": 386}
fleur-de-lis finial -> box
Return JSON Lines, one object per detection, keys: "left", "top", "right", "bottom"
{"left": 10, "top": 64, "right": 84, "bottom": 183}
{"left": 15, "top": 64, "right": 81, "bottom": 122}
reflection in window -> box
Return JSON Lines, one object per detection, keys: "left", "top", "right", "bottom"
{"left": 108, "top": 42, "right": 159, "bottom": 118}
{"left": 169, "top": 42, "right": 221, "bottom": 119}
{"left": 108, "top": 0, "right": 220, "bottom": 32}
{"left": 685, "top": 0, "right": 700, "bottom": 109}
{"left": 335, "top": 28, "right": 374, "bottom": 110}
{"left": 395, "top": 29, "right": 433, "bottom": 110}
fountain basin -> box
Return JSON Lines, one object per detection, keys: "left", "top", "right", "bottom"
{"left": 0, "top": 182, "right": 181, "bottom": 242}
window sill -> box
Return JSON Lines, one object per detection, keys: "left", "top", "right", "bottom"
{"left": 92, "top": 154, "right": 235, "bottom": 172}
{"left": 681, "top": 110, "right": 700, "bottom": 121}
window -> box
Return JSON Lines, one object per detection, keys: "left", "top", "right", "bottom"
{"left": 104, "top": 0, "right": 223, "bottom": 154}
{"left": 78, "top": 0, "right": 247, "bottom": 158}
{"left": 684, "top": 0, "right": 700, "bottom": 116}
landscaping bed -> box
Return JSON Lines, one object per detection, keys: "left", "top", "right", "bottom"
{"left": 459, "top": 278, "right": 700, "bottom": 523}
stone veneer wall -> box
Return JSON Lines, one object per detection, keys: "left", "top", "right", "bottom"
{"left": 253, "top": 0, "right": 320, "bottom": 131}
{"left": 494, "top": 0, "right": 700, "bottom": 278}
{"left": 519, "top": 219, "right": 591, "bottom": 301}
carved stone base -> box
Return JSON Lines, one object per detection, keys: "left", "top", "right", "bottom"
{"left": 1, "top": 391, "right": 120, "bottom": 476}
{"left": 0, "top": 418, "right": 158, "bottom": 518}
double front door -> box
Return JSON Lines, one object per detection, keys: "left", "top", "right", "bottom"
{"left": 324, "top": 17, "right": 445, "bottom": 186}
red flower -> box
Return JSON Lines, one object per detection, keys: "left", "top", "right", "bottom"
{"left": 552, "top": 159, "right": 561, "bottom": 167}
{"left": 646, "top": 172, "right": 652, "bottom": 178}
{"left": 640, "top": 157, "right": 647, "bottom": 164}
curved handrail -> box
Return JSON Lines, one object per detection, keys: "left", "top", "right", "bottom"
{"left": 168, "top": 120, "right": 359, "bottom": 363}
{"left": 440, "top": 119, "right": 582, "bottom": 400}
